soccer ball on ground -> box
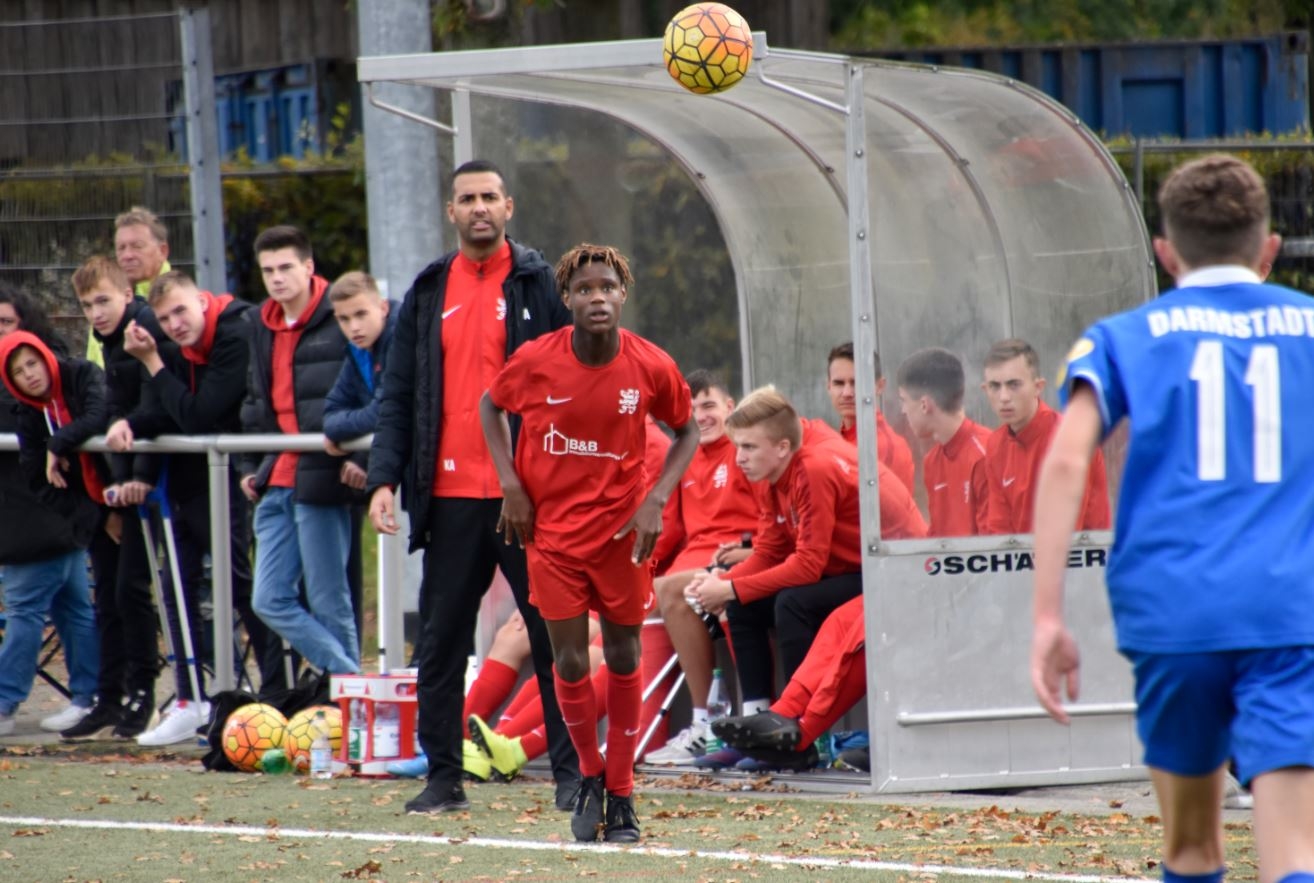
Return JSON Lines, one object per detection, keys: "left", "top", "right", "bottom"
{"left": 663, "top": 3, "right": 753, "bottom": 95}
{"left": 222, "top": 703, "right": 287, "bottom": 773}
{"left": 283, "top": 705, "right": 343, "bottom": 773}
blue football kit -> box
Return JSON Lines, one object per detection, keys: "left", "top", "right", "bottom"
{"left": 1062, "top": 267, "right": 1314, "bottom": 654}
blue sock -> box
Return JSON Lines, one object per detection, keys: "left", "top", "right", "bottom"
{"left": 1163, "top": 870, "right": 1223, "bottom": 883}
{"left": 1278, "top": 874, "right": 1314, "bottom": 883}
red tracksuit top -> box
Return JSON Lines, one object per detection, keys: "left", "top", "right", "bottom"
{"left": 652, "top": 432, "right": 759, "bottom": 572}
{"left": 727, "top": 431, "right": 926, "bottom": 604}
{"left": 982, "top": 401, "right": 1111, "bottom": 534}
{"left": 923, "top": 417, "right": 991, "bottom": 537}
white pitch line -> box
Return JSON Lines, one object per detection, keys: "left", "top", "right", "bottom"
{"left": 0, "top": 815, "right": 1153, "bottom": 882}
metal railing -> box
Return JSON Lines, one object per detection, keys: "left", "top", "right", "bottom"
{"left": 0, "top": 432, "right": 405, "bottom": 692}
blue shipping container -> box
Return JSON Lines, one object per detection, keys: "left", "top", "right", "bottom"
{"left": 866, "top": 32, "right": 1309, "bottom": 138}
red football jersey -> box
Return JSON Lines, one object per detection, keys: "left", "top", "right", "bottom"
{"left": 923, "top": 417, "right": 991, "bottom": 537}
{"left": 432, "top": 244, "right": 510, "bottom": 499}
{"left": 728, "top": 433, "right": 926, "bottom": 603}
{"left": 983, "top": 401, "right": 1111, "bottom": 533}
{"left": 840, "top": 411, "right": 916, "bottom": 494}
{"left": 653, "top": 433, "right": 759, "bottom": 573}
{"left": 488, "top": 327, "right": 692, "bottom": 555}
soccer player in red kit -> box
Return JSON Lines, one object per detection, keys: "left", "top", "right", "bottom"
{"left": 480, "top": 243, "right": 697, "bottom": 845}
{"left": 828, "top": 342, "right": 915, "bottom": 493}
{"left": 896, "top": 347, "right": 991, "bottom": 536}
{"left": 981, "top": 339, "right": 1110, "bottom": 534}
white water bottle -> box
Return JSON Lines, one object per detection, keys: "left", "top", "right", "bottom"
{"left": 373, "top": 702, "right": 401, "bottom": 758}
{"left": 310, "top": 709, "right": 333, "bottom": 779}
{"left": 705, "top": 668, "right": 730, "bottom": 750}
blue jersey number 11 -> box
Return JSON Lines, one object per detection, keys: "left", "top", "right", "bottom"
{"left": 1190, "top": 340, "right": 1281, "bottom": 483}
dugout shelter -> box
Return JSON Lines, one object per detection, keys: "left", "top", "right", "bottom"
{"left": 357, "top": 34, "right": 1153, "bottom": 793}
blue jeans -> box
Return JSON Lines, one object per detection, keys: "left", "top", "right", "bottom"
{"left": 0, "top": 551, "right": 99, "bottom": 715}
{"left": 251, "top": 488, "right": 359, "bottom": 674}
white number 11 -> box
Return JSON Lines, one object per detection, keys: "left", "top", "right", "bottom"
{"left": 1189, "top": 340, "right": 1281, "bottom": 483}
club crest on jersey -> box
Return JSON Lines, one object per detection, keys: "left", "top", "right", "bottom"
{"left": 713, "top": 463, "right": 728, "bottom": 488}
{"left": 618, "top": 388, "right": 640, "bottom": 414}
{"left": 543, "top": 424, "right": 624, "bottom": 460}
{"left": 496, "top": 297, "right": 507, "bottom": 321}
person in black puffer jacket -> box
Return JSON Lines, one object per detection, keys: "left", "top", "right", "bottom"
{"left": 241, "top": 226, "right": 359, "bottom": 678}
{"left": 62, "top": 256, "right": 177, "bottom": 741}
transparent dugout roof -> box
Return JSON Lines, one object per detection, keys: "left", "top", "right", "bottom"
{"left": 360, "top": 39, "right": 1152, "bottom": 423}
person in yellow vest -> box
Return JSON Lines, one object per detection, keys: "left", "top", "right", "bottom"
{"left": 87, "top": 207, "right": 171, "bottom": 366}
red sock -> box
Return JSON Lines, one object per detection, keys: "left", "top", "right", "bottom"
{"left": 593, "top": 663, "right": 610, "bottom": 713}
{"left": 463, "top": 659, "right": 519, "bottom": 736}
{"left": 554, "top": 666, "right": 604, "bottom": 777}
{"left": 639, "top": 623, "right": 676, "bottom": 749}
{"left": 502, "top": 693, "right": 544, "bottom": 738}
{"left": 604, "top": 667, "right": 643, "bottom": 797}
{"left": 500, "top": 678, "right": 539, "bottom": 728}
{"left": 520, "top": 726, "right": 547, "bottom": 761}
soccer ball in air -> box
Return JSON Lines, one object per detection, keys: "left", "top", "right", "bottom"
{"left": 222, "top": 703, "right": 287, "bottom": 773}
{"left": 663, "top": 3, "right": 753, "bottom": 95}
{"left": 283, "top": 705, "right": 343, "bottom": 773}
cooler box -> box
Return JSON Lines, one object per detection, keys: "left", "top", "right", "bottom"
{"left": 331, "top": 672, "right": 419, "bottom": 777}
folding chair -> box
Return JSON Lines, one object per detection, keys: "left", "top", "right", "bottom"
{"left": 630, "top": 612, "right": 727, "bottom": 759}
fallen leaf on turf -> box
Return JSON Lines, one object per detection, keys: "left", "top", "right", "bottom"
{"left": 341, "top": 859, "right": 382, "bottom": 878}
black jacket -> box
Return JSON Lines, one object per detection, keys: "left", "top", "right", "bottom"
{"left": 366, "top": 240, "right": 571, "bottom": 553}
{"left": 95, "top": 298, "right": 177, "bottom": 485}
{"left": 129, "top": 296, "right": 253, "bottom": 501}
{"left": 2, "top": 362, "right": 108, "bottom": 560}
{"left": 241, "top": 280, "right": 355, "bottom": 506}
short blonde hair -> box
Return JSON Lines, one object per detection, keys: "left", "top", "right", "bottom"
{"left": 725, "top": 385, "right": 801, "bottom": 449}
{"left": 328, "top": 270, "right": 381, "bottom": 303}
{"left": 146, "top": 269, "right": 197, "bottom": 306}
{"left": 71, "top": 255, "right": 131, "bottom": 298}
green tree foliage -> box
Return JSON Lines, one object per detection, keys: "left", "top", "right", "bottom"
{"left": 830, "top": 0, "right": 1300, "bottom": 48}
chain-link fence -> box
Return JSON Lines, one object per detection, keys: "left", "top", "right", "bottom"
{"left": 0, "top": 11, "right": 195, "bottom": 337}
{"left": 1110, "top": 141, "right": 1314, "bottom": 294}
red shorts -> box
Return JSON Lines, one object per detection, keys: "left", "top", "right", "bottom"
{"left": 527, "top": 537, "right": 655, "bottom": 626}
{"left": 665, "top": 545, "right": 720, "bottom": 576}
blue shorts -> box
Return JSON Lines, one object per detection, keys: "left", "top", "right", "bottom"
{"left": 1126, "top": 647, "right": 1314, "bottom": 786}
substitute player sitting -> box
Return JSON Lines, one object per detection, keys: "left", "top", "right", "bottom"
{"left": 644, "top": 369, "right": 759, "bottom": 765}
{"left": 686, "top": 388, "right": 924, "bottom": 737}
{"left": 480, "top": 243, "right": 697, "bottom": 845}
{"left": 1032, "top": 154, "right": 1314, "bottom": 883}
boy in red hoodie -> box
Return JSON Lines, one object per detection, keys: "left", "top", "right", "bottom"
{"left": 0, "top": 332, "right": 106, "bottom": 734}
{"left": 241, "top": 226, "right": 359, "bottom": 677}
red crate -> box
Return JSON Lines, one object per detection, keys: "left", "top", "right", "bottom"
{"left": 330, "top": 673, "right": 419, "bottom": 777}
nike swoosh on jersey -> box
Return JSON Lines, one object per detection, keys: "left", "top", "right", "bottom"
{"left": 441, "top": 305, "right": 462, "bottom": 320}
{"left": 681, "top": 480, "right": 696, "bottom": 488}
{"left": 547, "top": 395, "right": 573, "bottom": 405}
{"left": 776, "top": 514, "right": 786, "bottom": 523}
{"left": 933, "top": 482, "right": 949, "bottom": 491}
{"left": 1002, "top": 477, "right": 1016, "bottom": 487}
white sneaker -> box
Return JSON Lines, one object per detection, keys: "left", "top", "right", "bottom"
{"left": 136, "top": 699, "right": 211, "bottom": 746}
{"left": 644, "top": 721, "right": 711, "bottom": 764}
{"left": 40, "top": 702, "right": 91, "bottom": 733}
{"left": 1223, "top": 772, "right": 1254, "bottom": 810}
{"left": 0, "top": 713, "right": 14, "bottom": 736}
